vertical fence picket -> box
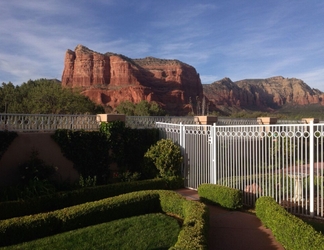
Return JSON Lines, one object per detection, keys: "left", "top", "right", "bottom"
{"left": 309, "top": 121, "right": 314, "bottom": 216}
{"left": 157, "top": 121, "right": 324, "bottom": 219}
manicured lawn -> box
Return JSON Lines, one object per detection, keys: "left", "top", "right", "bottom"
{"left": 1, "top": 213, "right": 181, "bottom": 250}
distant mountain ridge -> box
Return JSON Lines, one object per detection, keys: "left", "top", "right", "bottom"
{"left": 61, "top": 45, "right": 324, "bottom": 115}
{"left": 203, "top": 76, "right": 324, "bottom": 114}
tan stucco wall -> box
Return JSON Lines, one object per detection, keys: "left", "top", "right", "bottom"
{"left": 0, "top": 133, "right": 79, "bottom": 186}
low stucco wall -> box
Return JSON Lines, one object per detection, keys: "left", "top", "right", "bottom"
{"left": 0, "top": 133, "right": 79, "bottom": 186}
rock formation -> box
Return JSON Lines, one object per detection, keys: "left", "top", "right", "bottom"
{"left": 203, "top": 76, "right": 324, "bottom": 113}
{"left": 61, "top": 45, "right": 203, "bottom": 115}
{"left": 62, "top": 45, "right": 324, "bottom": 115}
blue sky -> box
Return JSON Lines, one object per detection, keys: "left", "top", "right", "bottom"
{"left": 1, "top": 0, "right": 324, "bottom": 91}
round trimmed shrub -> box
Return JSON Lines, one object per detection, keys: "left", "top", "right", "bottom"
{"left": 144, "top": 139, "right": 183, "bottom": 178}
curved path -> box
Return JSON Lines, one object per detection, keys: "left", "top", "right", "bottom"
{"left": 175, "top": 188, "right": 284, "bottom": 250}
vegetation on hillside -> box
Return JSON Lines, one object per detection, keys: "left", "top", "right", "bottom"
{"left": 1, "top": 78, "right": 323, "bottom": 119}
{"left": 0, "top": 79, "right": 104, "bottom": 114}
{"left": 115, "top": 100, "right": 166, "bottom": 116}
{"left": 226, "top": 104, "right": 324, "bottom": 120}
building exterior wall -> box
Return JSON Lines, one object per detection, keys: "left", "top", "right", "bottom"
{"left": 0, "top": 133, "right": 79, "bottom": 186}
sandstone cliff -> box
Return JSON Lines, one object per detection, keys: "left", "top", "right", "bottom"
{"left": 203, "top": 76, "right": 324, "bottom": 113}
{"left": 61, "top": 45, "right": 203, "bottom": 115}
{"left": 62, "top": 45, "right": 324, "bottom": 116}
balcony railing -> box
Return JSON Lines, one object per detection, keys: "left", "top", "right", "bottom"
{"left": 0, "top": 114, "right": 99, "bottom": 132}
{"left": 1, "top": 113, "right": 320, "bottom": 132}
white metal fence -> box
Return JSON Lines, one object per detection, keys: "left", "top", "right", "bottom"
{"left": 2, "top": 113, "right": 324, "bottom": 217}
{"left": 157, "top": 121, "right": 324, "bottom": 219}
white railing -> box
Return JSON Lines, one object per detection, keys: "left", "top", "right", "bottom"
{"left": 157, "top": 121, "right": 324, "bottom": 219}
{"left": 125, "top": 116, "right": 195, "bottom": 128}
{"left": 1, "top": 113, "right": 309, "bottom": 131}
{"left": 216, "top": 117, "right": 260, "bottom": 125}
{"left": 0, "top": 113, "right": 99, "bottom": 131}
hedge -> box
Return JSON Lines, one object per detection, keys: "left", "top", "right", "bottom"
{"left": 158, "top": 191, "right": 209, "bottom": 249}
{"left": 198, "top": 183, "right": 243, "bottom": 210}
{"left": 52, "top": 127, "right": 160, "bottom": 184}
{"left": 255, "top": 196, "right": 324, "bottom": 250}
{"left": 0, "top": 190, "right": 209, "bottom": 249}
{"left": 0, "top": 178, "right": 183, "bottom": 220}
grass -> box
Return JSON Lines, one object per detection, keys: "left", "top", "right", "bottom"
{"left": 1, "top": 213, "right": 181, "bottom": 250}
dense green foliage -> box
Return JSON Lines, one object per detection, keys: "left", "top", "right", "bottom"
{"left": 0, "top": 79, "right": 104, "bottom": 114}
{"left": 228, "top": 104, "right": 324, "bottom": 120}
{"left": 1, "top": 123, "right": 161, "bottom": 201}
{"left": 0, "top": 179, "right": 173, "bottom": 220}
{"left": 0, "top": 131, "right": 17, "bottom": 160}
{"left": 158, "top": 191, "right": 208, "bottom": 250}
{"left": 52, "top": 129, "right": 111, "bottom": 184}
{"left": 198, "top": 183, "right": 243, "bottom": 210}
{"left": 0, "top": 190, "right": 209, "bottom": 249}
{"left": 99, "top": 121, "right": 160, "bottom": 175}
{"left": 144, "top": 139, "right": 183, "bottom": 178}
{"left": 255, "top": 196, "right": 324, "bottom": 250}
{"left": 4, "top": 214, "right": 180, "bottom": 250}
{"left": 52, "top": 123, "right": 159, "bottom": 183}
{"left": 0, "top": 191, "right": 160, "bottom": 246}
{"left": 273, "top": 103, "right": 324, "bottom": 120}
{"left": 115, "top": 100, "right": 166, "bottom": 116}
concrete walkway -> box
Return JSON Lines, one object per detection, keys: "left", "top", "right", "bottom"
{"left": 175, "top": 188, "right": 284, "bottom": 250}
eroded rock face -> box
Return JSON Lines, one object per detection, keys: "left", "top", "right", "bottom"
{"left": 203, "top": 76, "right": 324, "bottom": 113}
{"left": 61, "top": 45, "right": 203, "bottom": 115}
{"left": 62, "top": 45, "right": 323, "bottom": 115}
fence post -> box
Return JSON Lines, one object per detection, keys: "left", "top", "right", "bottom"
{"left": 309, "top": 120, "right": 314, "bottom": 216}
{"left": 302, "top": 118, "right": 319, "bottom": 124}
{"left": 194, "top": 115, "right": 218, "bottom": 125}
{"left": 96, "top": 114, "right": 126, "bottom": 124}
{"left": 210, "top": 123, "right": 216, "bottom": 184}
{"left": 302, "top": 118, "right": 318, "bottom": 217}
{"left": 179, "top": 123, "right": 185, "bottom": 176}
{"left": 179, "top": 122, "right": 184, "bottom": 149}
{"left": 257, "top": 117, "right": 278, "bottom": 130}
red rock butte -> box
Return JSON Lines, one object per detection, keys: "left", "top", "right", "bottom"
{"left": 61, "top": 45, "right": 203, "bottom": 115}
{"left": 61, "top": 45, "right": 324, "bottom": 115}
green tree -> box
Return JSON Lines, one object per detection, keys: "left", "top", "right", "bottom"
{"left": 0, "top": 82, "right": 17, "bottom": 113}
{"left": 134, "top": 100, "right": 151, "bottom": 116}
{"left": 116, "top": 100, "right": 165, "bottom": 116}
{"left": 115, "top": 100, "right": 135, "bottom": 115}
{"left": 0, "top": 79, "right": 104, "bottom": 114}
{"left": 148, "top": 101, "right": 166, "bottom": 116}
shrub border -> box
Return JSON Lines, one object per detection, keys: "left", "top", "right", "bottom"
{"left": 0, "top": 190, "right": 208, "bottom": 249}
{"left": 198, "top": 183, "right": 243, "bottom": 210}
{"left": 0, "top": 178, "right": 180, "bottom": 220}
{"left": 255, "top": 196, "right": 324, "bottom": 250}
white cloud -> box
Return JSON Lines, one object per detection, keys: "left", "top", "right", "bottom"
{"left": 0, "top": 53, "right": 49, "bottom": 84}
{"left": 0, "top": 0, "right": 323, "bottom": 92}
